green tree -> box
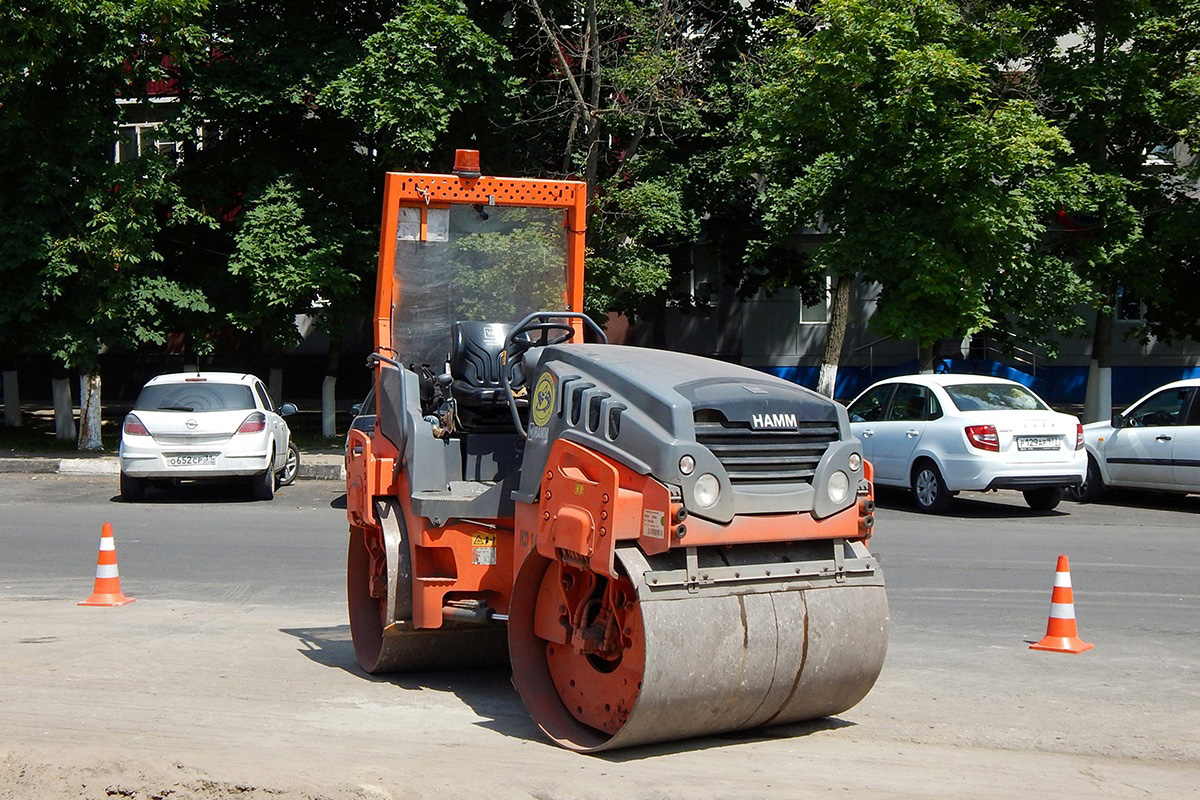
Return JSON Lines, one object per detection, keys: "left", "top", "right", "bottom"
{"left": 510, "top": 0, "right": 782, "bottom": 324}
{"left": 1020, "top": 0, "right": 1200, "bottom": 420}
{"left": 0, "top": 0, "right": 212, "bottom": 448}
{"left": 738, "top": 0, "right": 1093, "bottom": 395}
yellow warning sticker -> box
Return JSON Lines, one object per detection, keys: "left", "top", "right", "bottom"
{"left": 472, "top": 532, "right": 497, "bottom": 547}
{"left": 531, "top": 372, "right": 556, "bottom": 428}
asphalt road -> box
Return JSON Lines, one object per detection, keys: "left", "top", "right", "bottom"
{"left": 1, "top": 474, "right": 1198, "bottom": 799}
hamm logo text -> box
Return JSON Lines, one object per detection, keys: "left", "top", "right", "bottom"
{"left": 751, "top": 412, "right": 797, "bottom": 430}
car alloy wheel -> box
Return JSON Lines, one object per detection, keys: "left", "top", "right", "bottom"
{"left": 912, "top": 462, "right": 951, "bottom": 514}
{"left": 278, "top": 441, "right": 300, "bottom": 487}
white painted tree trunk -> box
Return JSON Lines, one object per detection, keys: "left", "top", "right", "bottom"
{"left": 816, "top": 363, "right": 838, "bottom": 399}
{"left": 78, "top": 369, "right": 103, "bottom": 451}
{"left": 3, "top": 370, "right": 20, "bottom": 427}
{"left": 1084, "top": 362, "right": 1113, "bottom": 424}
{"left": 816, "top": 276, "right": 852, "bottom": 399}
{"left": 322, "top": 375, "right": 337, "bottom": 438}
{"left": 52, "top": 378, "right": 76, "bottom": 440}
{"left": 269, "top": 367, "right": 284, "bottom": 406}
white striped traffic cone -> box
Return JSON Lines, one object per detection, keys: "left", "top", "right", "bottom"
{"left": 78, "top": 522, "right": 135, "bottom": 607}
{"left": 1029, "top": 554, "right": 1091, "bottom": 653}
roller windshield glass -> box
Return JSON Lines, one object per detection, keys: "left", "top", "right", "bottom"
{"left": 391, "top": 205, "right": 568, "bottom": 367}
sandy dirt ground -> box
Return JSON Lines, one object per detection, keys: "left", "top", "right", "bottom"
{"left": 2, "top": 596, "right": 1198, "bottom": 800}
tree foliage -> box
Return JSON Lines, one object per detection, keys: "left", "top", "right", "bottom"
{"left": 1019, "top": 0, "right": 1200, "bottom": 345}
{"left": 0, "top": 0, "right": 213, "bottom": 369}
{"left": 739, "top": 0, "right": 1096, "bottom": 352}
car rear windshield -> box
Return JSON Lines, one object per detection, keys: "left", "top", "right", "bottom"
{"left": 134, "top": 382, "right": 255, "bottom": 412}
{"left": 943, "top": 383, "right": 1048, "bottom": 412}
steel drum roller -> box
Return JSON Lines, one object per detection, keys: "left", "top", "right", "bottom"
{"left": 510, "top": 545, "right": 889, "bottom": 752}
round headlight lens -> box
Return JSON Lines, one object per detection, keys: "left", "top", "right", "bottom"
{"left": 848, "top": 453, "right": 862, "bottom": 472}
{"left": 679, "top": 455, "right": 696, "bottom": 475}
{"left": 828, "top": 470, "right": 850, "bottom": 505}
{"left": 693, "top": 473, "right": 720, "bottom": 508}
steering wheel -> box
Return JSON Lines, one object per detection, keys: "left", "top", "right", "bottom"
{"left": 511, "top": 321, "right": 576, "bottom": 350}
{"left": 501, "top": 311, "right": 608, "bottom": 437}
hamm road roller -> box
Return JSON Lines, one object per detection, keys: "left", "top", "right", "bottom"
{"left": 345, "top": 151, "right": 888, "bottom": 752}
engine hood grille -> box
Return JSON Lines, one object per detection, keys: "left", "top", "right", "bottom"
{"left": 695, "top": 415, "right": 839, "bottom": 485}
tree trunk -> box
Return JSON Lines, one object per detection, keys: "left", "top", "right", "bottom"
{"left": 3, "top": 369, "right": 20, "bottom": 428}
{"left": 269, "top": 367, "right": 284, "bottom": 408}
{"left": 78, "top": 368, "right": 103, "bottom": 451}
{"left": 1084, "top": 299, "right": 1114, "bottom": 423}
{"left": 51, "top": 365, "right": 75, "bottom": 441}
{"left": 816, "top": 276, "right": 851, "bottom": 398}
{"left": 322, "top": 344, "right": 340, "bottom": 438}
{"left": 918, "top": 341, "right": 937, "bottom": 373}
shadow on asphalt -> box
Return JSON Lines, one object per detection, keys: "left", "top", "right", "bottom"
{"left": 107, "top": 477, "right": 262, "bottom": 504}
{"left": 280, "top": 623, "right": 539, "bottom": 743}
{"left": 872, "top": 486, "right": 1071, "bottom": 519}
{"left": 279, "top": 624, "right": 858, "bottom": 758}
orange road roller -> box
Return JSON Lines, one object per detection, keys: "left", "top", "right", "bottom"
{"left": 345, "top": 151, "right": 888, "bottom": 752}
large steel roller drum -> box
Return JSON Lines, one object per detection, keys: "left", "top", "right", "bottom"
{"left": 509, "top": 543, "right": 889, "bottom": 752}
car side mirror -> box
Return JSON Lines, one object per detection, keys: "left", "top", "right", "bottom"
{"left": 1110, "top": 413, "right": 1125, "bottom": 429}
{"left": 279, "top": 402, "right": 298, "bottom": 417}
{"left": 349, "top": 403, "right": 362, "bottom": 417}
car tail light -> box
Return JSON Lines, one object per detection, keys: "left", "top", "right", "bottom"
{"left": 965, "top": 424, "right": 999, "bottom": 451}
{"left": 1075, "top": 423, "right": 1084, "bottom": 451}
{"left": 122, "top": 414, "right": 149, "bottom": 436}
{"left": 185, "top": 376, "right": 207, "bottom": 382}
{"left": 237, "top": 412, "right": 266, "bottom": 433}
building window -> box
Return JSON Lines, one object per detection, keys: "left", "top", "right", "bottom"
{"left": 799, "top": 276, "right": 830, "bottom": 324}
{"left": 1116, "top": 286, "right": 1144, "bottom": 322}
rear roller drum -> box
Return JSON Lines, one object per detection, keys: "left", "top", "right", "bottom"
{"left": 510, "top": 546, "right": 889, "bottom": 752}
{"left": 346, "top": 507, "right": 507, "bottom": 675}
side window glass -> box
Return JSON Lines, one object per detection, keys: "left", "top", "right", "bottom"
{"left": 888, "top": 384, "right": 926, "bottom": 422}
{"left": 928, "top": 391, "right": 943, "bottom": 420}
{"left": 1126, "top": 389, "right": 1187, "bottom": 427}
{"left": 849, "top": 385, "right": 894, "bottom": 422}
{"left": 255, "top": 383, "right": 275, "bottom": 412}
{"left": 1185, "top": 390, "right": 1200, "bottom": 426}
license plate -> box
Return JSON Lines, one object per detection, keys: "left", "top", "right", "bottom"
{"left": 1016, "top": 436, "right": 1060, "bottom": 451}
{"left": 167, "top": 454, "right": 217, "bottom": 467}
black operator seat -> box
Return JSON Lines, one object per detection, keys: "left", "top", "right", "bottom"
{"left": 449, "top": 321, "right": 526, "bottom": 410}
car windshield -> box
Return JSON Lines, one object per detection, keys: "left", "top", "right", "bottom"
{"left": 134, "top": 382, "right": 255, "bottom": 412}
{"left": 943, "top": 383, "right": 1048, "bottom": 412}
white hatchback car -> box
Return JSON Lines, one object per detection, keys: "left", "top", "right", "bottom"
{"left": 118, "top": 372, "right": 297, "bottom": 502}
{"left": 846, "top": 375, "right": 1086, "bottom": 513}
{"left": 1072, "top": 378, "right": 1200, "bottom": 501}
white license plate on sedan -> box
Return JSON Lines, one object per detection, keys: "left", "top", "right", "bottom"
{"left": 166, "top": 454, "right": 218, "bottom": 467}
{"left": 1016, "top": 436, "right": 1060, "bottom": 451}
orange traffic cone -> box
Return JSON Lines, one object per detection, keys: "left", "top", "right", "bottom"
{"left": 1030, "top": 555, "right": 1091, "bottom": 653}
{"left": 78, "top": 522, "right": 135, "bottom": 607}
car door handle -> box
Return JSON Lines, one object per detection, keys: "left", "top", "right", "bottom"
{"left": 861, "top": 430, "right": 874, "bottom": 437}
{"left": 906, "top": 429, "right": 919, "bottom": 438}
{"left": 1156, "top": 434, "right": 1172, "bottom": 442}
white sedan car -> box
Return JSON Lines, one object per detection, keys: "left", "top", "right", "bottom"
{"left": 1073, "top": 378, "right": 1200, "bottom": 501}
{"left": 118, "top": 372, "right": 297, "bottom": 502}
{"left": 846, "top": 375, "right": 1086, "bottom": 513}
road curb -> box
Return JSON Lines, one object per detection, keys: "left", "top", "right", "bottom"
{"left": 0, "top": 456, "right": 346, "bottom": 481}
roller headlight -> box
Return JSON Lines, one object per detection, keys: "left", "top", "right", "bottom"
{"left": 848, "top": 453, "right": 862, "bottom": 472}
{"left": 827, "top": 470, "right": 850, "bottom": 505}
{"left": 693, "top": 473, "right": 720, "bottom": 508}
{"left": 679, "top": 455, "right": 695, "bottom": 476}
